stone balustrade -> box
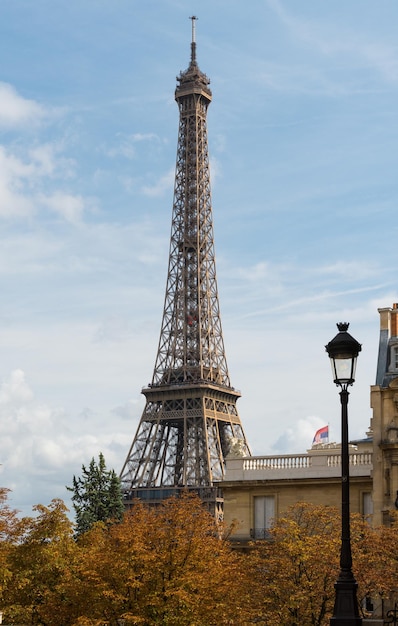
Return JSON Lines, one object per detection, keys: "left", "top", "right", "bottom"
{"left": 326, "top": 452, "right": 373, "bottom": 467}
{"left": 243, "top": 455, "right": 311, "bottom": 471}
{"left": 224, "top": 448, "right": 373, "bottom": 482}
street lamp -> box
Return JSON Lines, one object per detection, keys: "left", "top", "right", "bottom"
{"left": 325, "top": 322, "right": 362, "bottom": 626}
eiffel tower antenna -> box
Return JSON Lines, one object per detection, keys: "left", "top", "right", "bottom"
{"left": 190, "top": 15, "right": 197, "bottom": 64}
{"left": 120, "top": 20, "right": 251, "bottom": 515}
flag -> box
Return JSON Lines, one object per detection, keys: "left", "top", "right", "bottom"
{"left": 313, "top": 425, "right": 329, "bottom": 444}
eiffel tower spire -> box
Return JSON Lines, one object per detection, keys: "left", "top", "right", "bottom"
{"left": 120, "top": 20, "right": 250, "bottom": 513}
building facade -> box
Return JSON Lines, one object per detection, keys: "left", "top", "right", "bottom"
{"left": 371, "top": 303, "right": 398, "bottom": 526}
{"left": 222, "top": 304, "right": 398, "bottom": 541}
{"left": 221, "top": 442, "right": 373, "bottom": 543}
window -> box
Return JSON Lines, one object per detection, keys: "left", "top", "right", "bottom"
{"left": 252, "top": 495, "right": 275, "bottom": 539}
{"left": 389, "top": 344, "right": 398, "bottom": 371}
{"left": 362, "top": 492, "right": 373, "bottom": 523}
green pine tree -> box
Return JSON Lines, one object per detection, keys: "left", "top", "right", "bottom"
{"left": 67, "top": 452, "right": 124, "bottom": 536}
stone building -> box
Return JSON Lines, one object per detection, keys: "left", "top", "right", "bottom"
{"left": 221, "top": 440, "right": 373, "bottom": 543}
{"left": 221, "top": 303, "right": 398, "bottom": 543}
{"left": 371, "top": 303, "right": 398, "bottom": 526}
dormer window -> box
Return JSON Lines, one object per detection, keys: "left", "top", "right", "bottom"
{"left": 389, "top": 343, "right": 398, "bottom": 372}
{"left": 395, "top": 347, "right": 398, "bottom": 369}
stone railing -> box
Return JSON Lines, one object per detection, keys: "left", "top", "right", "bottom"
{"left": 327, "top": 452, "right": 373, "bottom": 467}
{"left": 224, "top": 449, "right": 373, "bottom": 482}
{"left": 243, "top": 455, "right": 311, "bottom": 471}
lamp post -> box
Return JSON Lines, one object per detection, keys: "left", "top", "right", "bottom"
{"left": 325, "top": 322, "right": 362, "bottom": 626}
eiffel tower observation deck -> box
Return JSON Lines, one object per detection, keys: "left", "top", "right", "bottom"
{"left": 120, "top": 18, "right": 251, "bottom": 515}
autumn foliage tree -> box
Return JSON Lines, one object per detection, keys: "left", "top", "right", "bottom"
{"left": 0, "top": 491, "right": 252, "bottom": 625}
{"left": 4, "top": 498, "right": 78, "bottom": 625}
{"left": 353, "top": 514, "right": 398, "bottom": 603}
{"left": 69, "top": 492, "right": 251, "bottom": 625}
{"left": 247, "top": 502, "right": 398, "bottom": 626}
{"left": 0, "top": 487, "right": 26, "bottom": 607}
{"left": 3, "top": 492, "right": 398, "bottom": 625}
{"left": 247, "top": 502, "right": 341, "bottom": 626}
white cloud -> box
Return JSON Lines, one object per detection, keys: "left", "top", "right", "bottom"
{"left": 0, "top": 369, "right": 33, "bottom": 406}
{"left": 268, "top": 0, "right": 398, "bottom": 84}
{"left": 0, "top": 368, "right": 134, "bottom": 516}
{"left": 314, "top": 261, "right": 379, "bottom": 281}
{"left": 142, "top": 168, "right": 174, "bottom": 197}
{"left": 256, "top": 62, "right": 360, "bottom": 97}
{"left": 105, "top": 132, "right": 161, "bottom": 160}
{"left": 0, "top": 82, "right": 45, "bottom": 128}
{"left": 106, "top": 140, "right": 136, "bottom": 160}
{"left": 0, "top": 146, "right": 35, "bottom": 217}
{"left": 27, "top": 142, "right": 75, "bottom": 178}
{"left": 271, "top": 416, "right": 334, "bottom": 454}
{"left": 39, "top": 191, "right": 87, "bottom": 223}
{"left": 209, "top": 156, "right": 221, "bottom": 185}
{"left": 0, "top": 140, "right": 80, "bottom": 220}
{"left": 237, "top": 261, "right": 276, "bottom": 283}
{"left": 0, "top": 231, "right": 66, "bottom": 276}
{"left": 131, "top": 133, "right": 159, "bottom": 142}
{"left": 93, "top": 316, "right": 134, "bottom": 343}
{"left": 112, "top": 399, "right": 140, "bottom": 421}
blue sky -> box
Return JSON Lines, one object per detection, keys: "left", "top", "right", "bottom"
{"left": 1, "top": 0, "right": 398, "bottom": 516}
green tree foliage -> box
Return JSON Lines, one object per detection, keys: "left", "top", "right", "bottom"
{"left": 68, "top": 452, "right": 124, "bottom": 536}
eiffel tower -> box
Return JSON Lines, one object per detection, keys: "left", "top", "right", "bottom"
{"left": 120, "top": 18, "right": 250, "bottom": 514}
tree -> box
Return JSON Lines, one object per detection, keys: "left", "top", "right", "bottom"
{"left": 247, "top": 502, "right": 398, "bottom": 626}
{"left": 0, "top": 492, "right": 252, "bottom": 625}
{"left": 352, "top": 514, "right": 398, "bottom": 610}
{"left": 68, "top": 452, "right": 124, "bottom": 536}
{"left": 0, "top": 488, "right": 26, "bottom": 608}
{"left": 4, "top": 498, "right": 78, "bottom": 625}
{"left": 67, "top": 492, "right": 252, "bottom": 625}
{"left": 3, "top": 494, "right": 398, "bottom": 625}
{"left": 247, "top": 502, "right": 342, "bottom": 626}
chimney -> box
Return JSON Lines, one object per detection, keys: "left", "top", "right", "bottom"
{"left": 392, "top": 304, "right": 398, "bottom": 338}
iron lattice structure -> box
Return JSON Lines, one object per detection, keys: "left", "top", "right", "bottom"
{"left": 120, "top": 20, "right": 250, "bottom": 513}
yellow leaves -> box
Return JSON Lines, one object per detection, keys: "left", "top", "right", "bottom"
{"left": 247, "top": 503, "right": 343, "bottom": 625}
{"left": 245, "top": 502, "right": 398, "bottom": 625}
{"left": 4, "top": 492, "right": 398, "bottom": 625}
{"left": 352, "top": 515, "right": 398, "bottom": 603}
{"left": 52, "top": 492, "right": 248, "bottom": 625}
{"left": 3, "top": 498, "right": 78, "bottom": 625}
